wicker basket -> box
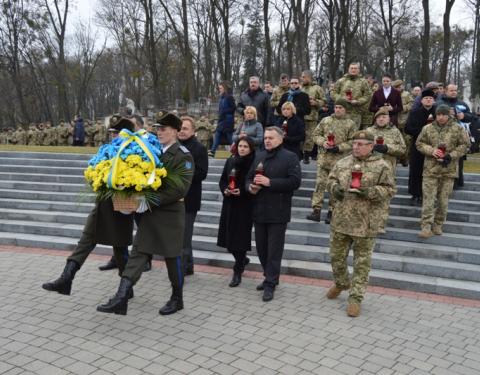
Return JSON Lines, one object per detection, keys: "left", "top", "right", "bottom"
{"left": 112, "top": 194, "right": 139, "bottom": 212}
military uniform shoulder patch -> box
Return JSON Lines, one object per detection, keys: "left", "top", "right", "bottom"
{"left": 185, "top": 161, "right": 192, "bottom": 170}
{"left": 179, "top": 145, "right": 190, "bottom": 154}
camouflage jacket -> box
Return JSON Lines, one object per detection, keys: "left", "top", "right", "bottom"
{"left": 313, "top": 114, "right": 356, "bottom": 169}
{"left": 398, "top": 91, "right": 414, "bottom": 127}
{"left": 327, "top": 153, "right": 396, "bottom": 237}
{"left": 271, "top": 85, "right": 289, "bottom": 115}
{"left": 366, "top": 124, "right": 406, "bottom": 171}
{"left": 94, "top": 124, "right": 106, "bottom": 142}
{"left": 302, "top": 82, "right": 326, "bottom": 122}
{"left": 333, "top": 74, "right": 372, "bottom": 115}
{"left": 416, "top": 119, "right": 470, "bottom": 178}
{"left": 15, "top": 129, "right": 27, "bottom": 145}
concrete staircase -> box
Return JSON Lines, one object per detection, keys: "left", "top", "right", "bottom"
{"left": 1, "top": 150, "right": 480, "bottom": 299}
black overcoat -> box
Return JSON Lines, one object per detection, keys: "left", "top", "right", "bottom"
{"left": 217, "top": 154, "right": 255, "bottom": 252}
{"left": 281, "top": 115, "right": 305, "bottom": 159}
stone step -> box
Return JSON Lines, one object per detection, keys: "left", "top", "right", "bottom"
{"left": 3, "top": 207, "right": 480, "bottom": 265}
{"left": 0, "top": 151, "right": 92, "bottom": 161}
{"left": 1, "top": 230, "right": 480, "bottom": 299}
{"left": 0, "top": 157, "right": 90, "bottom": 167}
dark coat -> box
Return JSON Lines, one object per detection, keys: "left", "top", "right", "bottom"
{"left": 369, "top": 87, "right": 403, "bottom": 125}
{"left": 133, "top": 142, "right": 194, "bottom": 257}
{"left": 86, "top": 199, "right": 134, "bottom": 246}
{"left": 237, "top": 88, "right": 270, "bottom": 127}
{"left": 436, "top": 96, "right": 476, "bottom": 123}
{"left": 277, "top": 90, "right": 311, "bottom": 121}
{"left": 281, "top": 115, "right": 305, "bottom": 159}
{"left": 73, "top": 119, "right": 85, "bottom": 142}
{"left": 180, "top": 136, "right": 208, "bottom": 213}
{"left": 246, "top": 145, "right": 302, "bottom": 223}
{"left": 217, "top": 94, "right": 236, "bottom": 134}
{"left": 217, "top": 154, "right": 255, "bottom": 252}
{"left": 405, "top": 105, "right": 436, "bottom": 197}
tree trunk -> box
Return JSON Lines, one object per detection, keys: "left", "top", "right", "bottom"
{"left": 420, "top": 0, "right": 430, "bottom": 84}
{"left": 263, "top": 0, "right": 272, "bottom": 82}
{"left": 440, "top": 0, "right": 455, "bottom": 84}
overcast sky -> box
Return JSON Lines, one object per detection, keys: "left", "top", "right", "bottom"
{"left": 71, "top": 0, "right": 475, "bottom": 37}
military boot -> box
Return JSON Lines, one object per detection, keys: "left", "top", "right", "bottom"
{"left": 432, "top": 224, "right": 443, "bottom": 235}
{"left": 42, "top": 260, "right": 80, "bottom": 295}
{"left": 159, "top": 288, "right": 184, "bottom": 315}
{"left": 418, "top": 226, "right": 433, "bottom": 239}
{"left": 229, "top": 272, "right": 242, "bottom": 287}
{"left": 302, "top": 151, "right": 310, "bottom": 164}
{"left": 324, "top": 210, "right": 333, "bottom": 224}
{"left": 96, "top": 277, "right": 133, "bottom": 315}
{"left": 98, "top": 256, "right": 117, "bottom": 271}
{"left": 347, "top": 303, "right": 361, "bottom": 317}
{"left": 306, "top": 208, "right": 321, "bottom": 222}
{"left": 326, "top": 285, "right": 345, "bottom": 299}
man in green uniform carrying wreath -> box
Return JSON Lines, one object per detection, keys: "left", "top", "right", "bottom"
{"left": 97, "top": 111, "right": 194, "bottom": 316}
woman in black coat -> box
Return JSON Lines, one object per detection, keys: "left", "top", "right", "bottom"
{"left": 217, "top": 137, "right": 256, "bottom": 287}
{"left": 279, "top": 101, "right": 305, "bottom": 159}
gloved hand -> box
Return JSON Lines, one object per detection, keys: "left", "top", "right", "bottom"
{"left": 374, "top": 144, "right": 388, "bottom": 153}
{"left": 136, "top": 195, "right": 149, "bottom": 213}
{"left": 441, "top": 154, "right": 452, "bottom": 167}
{"left": 326, "top": 146, "right": 340, "bottom": 154}
{"left": 351, "top": 187, "right": 369, "bottom": 198}
{"left": 332, "top": 185, "right": 345, "bottom": 201}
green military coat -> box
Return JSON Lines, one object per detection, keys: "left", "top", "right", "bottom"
{"left": 366, "top": 124, "right": 406, "bottom": 171}
{"left": 132, "top": 142, "right": 194, "bottom": 257}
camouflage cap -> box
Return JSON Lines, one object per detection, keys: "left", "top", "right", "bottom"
{"left": 374, "top": 108, "right": 390, "bottom": 120}
{"left": 435, "top": 104, "right": 451, "bottom": 116}
{"left": 153, "top": 110, "right": 182, "bottom": 131}
{"left": 334, "top": 98, "right": 349, "bottom": 108}
{"left": 392, "top": 80, "right": 403, "bottom": 88}
{"left": 352, "top": 130, "right": 374, "bottom": 142}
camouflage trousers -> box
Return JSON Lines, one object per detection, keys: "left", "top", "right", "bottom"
{"left": 399, "top": 127, "right": 411, "bottom": 165}
{"left": 421, "top": 176, "right": 455, "bottom": 229}
{"left": 311, "top": 164, "right": 334, "bottom": 210}
{"left": 303, "top": 120, "right": 317, "bottom": 152}
{"left": 329, "top": 231, "right": 376, "bottom": 304}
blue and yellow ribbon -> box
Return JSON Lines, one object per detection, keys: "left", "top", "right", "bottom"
{"left": 107, "top": 129, "right": 160, "bottom": 189}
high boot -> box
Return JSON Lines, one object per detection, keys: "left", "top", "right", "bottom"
{"left": 96, "top": 277, "right": 133, "bottom": 315}
{"left": 42, "top": 260, "right": 80, "bottom": 295}
{"left": 98, "top": 256, "right": 117, "bottom": 271}
{"left": 324, "top": 210, "right": 333, "bottom": 224}
{"left": 306, "top": 208, "right": 321, "bottom": 222}
{"left": 229, "top": 272, "right": 242, "bottom": 287}
{"left": 302, "top": 151, "right": 310, "bottom": 164}
{"left": 159, "top": 288, "right": 184, "bottom": 315}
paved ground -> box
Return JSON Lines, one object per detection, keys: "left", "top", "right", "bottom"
{"left": 1, "top": 247, "right": 480, "bottom": 375}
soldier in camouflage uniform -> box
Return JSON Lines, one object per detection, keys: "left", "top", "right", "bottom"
{"left": 326, "top": 130, "right": 396, "bottom": 317}
{"left": 301, "top": 70, "right": 326, "bottom": 164}
{"left": 27, "top": 124, "right": 37, "bottom": 145}
{"left": 270, "top": 74, "right": 290, "bottom": 126}
{"left": 307, "top": 99, "right": 356, "bottom": 223}
{"left": 366, "top": 109, "right": 406, "bottom": 232}
{"left": 392, "top": 80, "right": 413, "bottom": 165}
{"left": 0, "top": 129, "right": 6, "bottom": 144}
{"left": 6, "top": 128, "right": 15, "bottom": 144}
{"left": 15, "top": 126, "right": 27, "bottom": 145}
{"left": 85, "top": 121, "right": 96, "bottom": 146}
{"left": 35, "top": 123, "right": 45, "bottom": 145}
{"left": 416, "top": 105, "right": 469, "bottom": 238}
{"left": 333, "top": 63, "right": 372, "bottom": 130}
{"left": 56, "top": 121, "right": 70, "bottom": 146}
{"left": 94, "top": 120, "right": 107, "bottom": 147}
{"left": 195, "top": 116, "right": 213, "bottom": 149}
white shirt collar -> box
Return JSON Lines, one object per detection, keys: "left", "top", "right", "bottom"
{"left": 383, "top": 86, "right": 391, "bottom": 98}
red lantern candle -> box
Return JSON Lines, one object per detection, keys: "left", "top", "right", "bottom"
{"left": 376, "top": 136, "right": 384, "bottom": 145}
{"left": 282, "top": 120, "right": 288, "bottom": 135}
{"left": 228, "top": 168, "right": 237, "bottom": 190}
{"left": 255, "top": 161, "right": 264, "bottom": 177}
{"left": 438, "top": 143, "right": 447, "bottom": 158}
{"left": 346, "top": 89, "right": 353, "bottom": 101}
{"left": 350, "top": 165, "right": 363, "bottom": 189}
{"left": 327, "top": 132, "right": 335, "bottom": 146}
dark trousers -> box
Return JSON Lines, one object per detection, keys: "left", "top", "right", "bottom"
{"left": 254, "top": 222, "right": 288, "bottom": 288}
{"left": 232, "top": 251, "right": 247, "bottom": 274}
{"left": 182, "top": 211, "right": 197, "bottom": 271}
{"left": 455, "top": 157, "right": 465, "bottom": 188}
{"left": 408, "top": 145, "right": 424, "bottom": 197}
{"left": 68, "top": 214, "right": 129, "bottom": 274}
{"left": 122, "top": 247, "right": 183, "bottom": 292}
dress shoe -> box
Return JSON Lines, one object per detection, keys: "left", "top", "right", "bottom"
{"left": 143, "top": 260, "right": 152, "bottom": 272}
{"left": 262, "top": 288, "right": 274, "bottom": 302}
{"left": 347, "top": 303, "right": 361, "bottom": 317}
{"left": 42, "top": 260, "right": 80, "bottom": 295}
{"left": 229, "top": 273, "right": 241, "bottom": 287}
{"left": 185, "top": 268, "right": 194, "bottom": 276}
{"left": 159, "top": 295, "right": 183, "bottom": 315}
{"left": 244, "top": 257, "right": 250, "bottom": 266}
{"left": 98, "top": 256, "right": 117, "bottom": 271}
{"left": 324, "top": 210, "right": 332, "bottom": 225}
{"left": 256, "top": 282, "right": 265, "bottom": 291}
{"left": 306, "top": 209, "right": 321, "bottom": 222}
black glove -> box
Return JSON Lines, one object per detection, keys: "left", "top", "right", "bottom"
{"left": 441, "top": 154, "right": 452, "bottom": 167}
{"left": 326, "top": 146, "right": 340, "bottom": 153}
{"left": 332, "top": 185, "right": 345, "bottom": 201}
{"left": 374, "top": 144, "right": 388, "bottom": 153}
{"left": 351, "top": 187, "right": 369, "bottom": 198}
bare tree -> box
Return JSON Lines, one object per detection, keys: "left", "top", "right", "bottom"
{"left": 420, "top": 0, "right": 430, "bottom": 84}
{"left": 263, "top": 0, "right": 273, "bottom": 81}
{"left": 439, "top": 0, "right": 456, "bottom": 84}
